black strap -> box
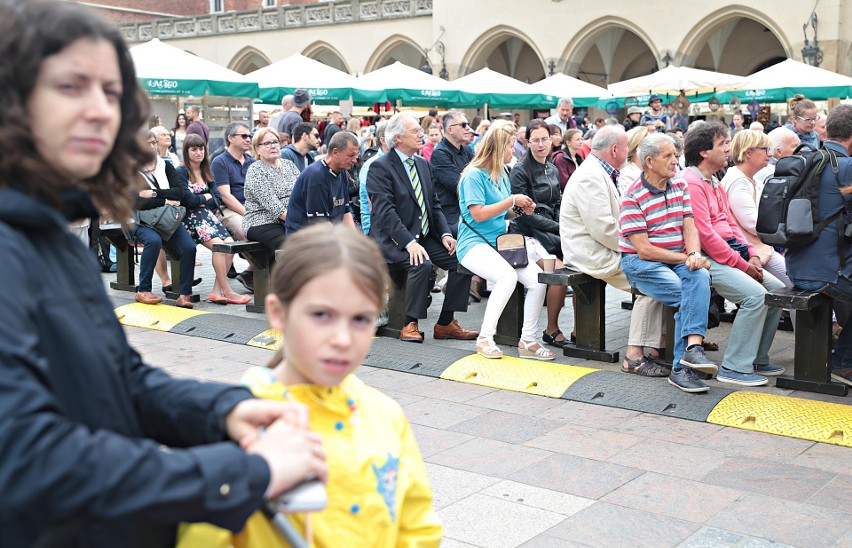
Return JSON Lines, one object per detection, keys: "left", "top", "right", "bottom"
{"left": 461, "top": 216, "right": 498, "bottom": 252}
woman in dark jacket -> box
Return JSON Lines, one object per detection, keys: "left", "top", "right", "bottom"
{"left": 0, "top": 3, "right": 326, "bottom": 547}
{"left": 132, "top": 131, "right": 197, "bottom": 308}
{"left": 509, "top": 119, "right": 571, "bottom": 348}
{"left": 552, "top": 128, "right": 583, "bottom": 191}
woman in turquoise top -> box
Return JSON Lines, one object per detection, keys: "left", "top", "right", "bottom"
{"left": 457, "top": 121, "right": 555, "bottom": 361}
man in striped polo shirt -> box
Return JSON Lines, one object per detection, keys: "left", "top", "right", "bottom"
{"left": 620, "top": 133, "right": 718, "bottom": 393}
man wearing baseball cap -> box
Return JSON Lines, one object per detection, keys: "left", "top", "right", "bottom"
{"left": 276, "top": 88, "right": 312, "bottom": 139}
{"left": 639, "top": 94, "right": 671, "bottom": 132}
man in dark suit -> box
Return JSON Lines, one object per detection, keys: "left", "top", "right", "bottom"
{"left": 367, "top": 112, "right": 479, "bottom": 342}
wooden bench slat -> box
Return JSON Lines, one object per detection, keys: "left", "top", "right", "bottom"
{"left": 765, "top": 287, "right": 830, "bottom": 310}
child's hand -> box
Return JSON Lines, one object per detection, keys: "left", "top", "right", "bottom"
{"left": 247, "top": 419, "right": 329, "bottom": 499}
{"left": 225, "top": 399, "right": 309, "bottom": 443}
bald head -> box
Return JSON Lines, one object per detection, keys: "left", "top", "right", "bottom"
{"left": 591, "top": 125, "right": 628, "bottom": 168}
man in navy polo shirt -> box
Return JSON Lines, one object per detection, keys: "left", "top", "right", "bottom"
{"left": 285, "top": 131, "right": 358, "bottom": 235}
{"left": 212, "top": 122, "right": 255, "bottom": 289}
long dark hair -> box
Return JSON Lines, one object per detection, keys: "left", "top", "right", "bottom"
{"left": 0, "top": 0, "right": 150, "bottom": 217}
{"left": 182, "top": 134, "right": 214, "bottom": 184}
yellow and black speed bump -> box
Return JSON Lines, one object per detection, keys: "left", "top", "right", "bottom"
{"left": 561, "top": 371, "right": 735, "bottom": 422}
{"left": 169, "top": 314, "right": 269, "bottom": 345}
{"left": 708, "top": 391, "right": 852, "bottom": 447}
{"left": 364, "top": 337, "right": 469, "bottom": 377}
{"left": 115, "top": 303, "right": 208, "bottom": 331}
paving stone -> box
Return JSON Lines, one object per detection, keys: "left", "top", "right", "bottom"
{"left": 508, "top": 453, "right": 643, "bottom": 499}
{"left": 806, "top": 473, "right": 852, "bottom": 513}
{"left": 423, "top": 463, "right": 500, "bottom": 510}
{"left": 707, "top": 494, "right": 852, "bottom": 547}
{"left": 677, "top": 526, "right": 796, "bottom": 547}
{"left": 543, "top": 501, "right": 701, "bottom": 547}
{"left": 403, "top": 377, "right": 497, "bottom": 403}
{"left": 523, "top": 422, "right": 644, "bottom": 460}
{"left": 517, "top": 533, "right": 573, "bottom": 547}
{"left": 608, "top": 439, "right": 731, "bottom": 481}
{"left": 536, "top": 399, "right": 642, "bottom": 428}
{"left": 701, "top": 457, "right": 836, "bottom": 502}
{"left": 601, "top": 472, "right": 743, "bottom": 523}
{"left": 377, "top": 388, "right": 426, "bottom": 408}
{"left": 358, "top": 367, "right": 436, "bottom": 391}
{"left": 438, "top": 493, "right": 566, "bottom": 548}
{"left": 409, "top": 424, "right": 474, "bottom": 458}
{"left": 611, "top": 412, "right": 724, "bottom": 445}
{"left": 693, "top": 426, "right": 814, "bottom": 461}
{"left": 465, "top": 389, "right": 563, "bottom": 416}
{"left": 791, "top": 442, "right": 852, "bottom": 474}
{"left": 449, "top": 410, "right": 565, "bottom": 445}
{"left": 402, "top": 397, "right": 491, "bottom": 429}
{"left": 481, "top": 479, "right": 594, "bottom": 517}
{"left": 429, "top": 437, "right": 553, "bottom": 479}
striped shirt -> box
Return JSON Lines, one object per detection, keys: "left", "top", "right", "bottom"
{"left": 619, "top": 174, "right": 692, "bottom": 253}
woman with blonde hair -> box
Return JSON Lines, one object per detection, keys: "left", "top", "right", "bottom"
{"left": 456, "top": 121, "right": 555, "bottom": 360}
{"left": 721, "top": 129, "right": 795, "bottom": 318}
{"left": 617, "top": 126, "right": 650, "bottom": 193}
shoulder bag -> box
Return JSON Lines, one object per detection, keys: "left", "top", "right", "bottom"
{"left": 135, "top": 169, "right": 186, "bottom": 239}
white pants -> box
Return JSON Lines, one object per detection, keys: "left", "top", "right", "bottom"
{"left": 460, "top": 238, "right": 549, "bottom": 341}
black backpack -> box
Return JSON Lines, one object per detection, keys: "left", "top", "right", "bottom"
{"left": 756, "top": 144, "right": 841, "bottom": 248}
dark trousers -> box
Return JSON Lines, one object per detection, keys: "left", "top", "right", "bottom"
{"left": 131, "top": 224, "right": 196, "bottom": 295}
{"left": 389, "top": 235, "right": 470, "bottom": 319}
{"left": 247, "top": 222, "right": 286, "bottom": 254}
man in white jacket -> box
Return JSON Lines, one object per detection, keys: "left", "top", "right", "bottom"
{"left": 560, "top": 125, "right": 667, "bottom": 376}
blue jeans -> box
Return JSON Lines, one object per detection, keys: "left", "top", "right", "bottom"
{"left": 709, "top": 259, "right": 784, "bottom": 373}
{"left": 130, "top": 224, "right": 196, "bottom": 295}
{"left": 621, "top": 255, "right": 711, "bottom": 370}
{"left": 794, "top": 276, "right": 852, "bottom": 367}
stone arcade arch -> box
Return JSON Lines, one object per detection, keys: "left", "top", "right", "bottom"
{"left": 561, "top": 17, "right": 658, "bottom": 87}
{"left": 365, "top": 35, "right": 427, "bottom": 73}
{"left": 458, "top": 26, "right": 545, "bottom": 83}
{"left": 228, "top": 46, "right": 271, "bottom": 75}
{"left": 302, "top": 41, "right": 351, "bottom": 74}
{"left": 678, "top": 7, "right": 790, "bottom": 75}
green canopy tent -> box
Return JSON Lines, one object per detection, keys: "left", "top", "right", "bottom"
{"left": 245, "top": 53, "right": 356, "bottom": 105}
{"left": 129, "top": 39, "right": 259, "bottom": 98}
{"left": 715, "top": 59, "right": 852, "bottom": 103}
{"left": 351, "top": 62, "right": 473, "bottom": 106}
{"left": 452, "top": 68, "right": 554, "bottom": 109}
{"left": 529, "top": 73, "right": 608, "bottom": 109}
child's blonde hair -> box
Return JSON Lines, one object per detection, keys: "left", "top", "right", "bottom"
{"left": 267, "top": 224, "right": 389, "bottom": 365}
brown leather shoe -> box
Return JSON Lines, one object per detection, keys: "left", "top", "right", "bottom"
{"left": 400, "top": 321, "right": 423, "bottom": 343}
{"left": 135, "top": 291, "right": 163, "bottom": 305}
{"left": 175, "top": 295, "right": 194, "bottom": 309}
{"left": 434, "top": 319, "right": 479, "bottom": 340}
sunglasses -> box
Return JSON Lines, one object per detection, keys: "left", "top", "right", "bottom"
{"left": 232, "top": 133, "right": 252, "bottom": 140}
{"left": 449, "top": 122, "right": 469, "bottom": 129}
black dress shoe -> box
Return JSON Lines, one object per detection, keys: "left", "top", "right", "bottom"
{"left": 162, "top": 278, "right": 202, "bottom": 293}
{"left": 227, "top": 265, "right": 239, "bottom": 279}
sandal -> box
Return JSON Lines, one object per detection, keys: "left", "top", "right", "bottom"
{"left": 542, "top": 329, "right": 567, "bottom": 348}
{"left": 476, "top": 337, "right": 503, "bottom": 359}
{"left": 622, "top": 356, "right": 669, "bottom": 377}
{"left": 225, "top": 294, "right": 252, "bottom": 305}
{"left": 207, "top": 292, "right": 228, "bottom": 305}
{"left": 518, "top": 339, "right": 555, "bottom": 361}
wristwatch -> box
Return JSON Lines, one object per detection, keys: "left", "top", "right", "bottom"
{"left": 151, "top": 190, "right": 157, "bottom": 198}
{"left": 687, "top": 251, "right": 701, "bottom": 258}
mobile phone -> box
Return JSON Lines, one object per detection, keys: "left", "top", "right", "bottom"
{"left": 274, "top": 477, "right": 328, "bottom": 513}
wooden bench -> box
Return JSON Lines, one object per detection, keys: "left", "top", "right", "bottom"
{"left": 211, "top": 241, "right": 272, "bottom": 313}
{"left": 538, "top": 267, "right": 618, "bottom": 362}
{"left": 100, "top": 223, "right": 199, "bottom": 302}
{"left": 765, "top": 287, "right": 847, "bottom": 396}
{"left": 457, "top": 264, "right": 523, "bottom": 346}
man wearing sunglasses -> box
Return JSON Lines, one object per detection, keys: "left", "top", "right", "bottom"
{"left": 430, "top": 110, "right": 473, "bottom": 234}
{"left": 211, "top": 122, "right": 256, "bottom": 290}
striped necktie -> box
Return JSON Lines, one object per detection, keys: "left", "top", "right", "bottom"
{"left": 407, "top": 158, "right": 429, "bottom": 235}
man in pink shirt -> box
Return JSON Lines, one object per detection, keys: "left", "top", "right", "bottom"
{"left": 682, "top": 122, "right": 785, "bottom": 386}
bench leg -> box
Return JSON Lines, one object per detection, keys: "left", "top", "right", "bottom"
{"left": 664, "top": 306, "right": 676, "bottom": 365}
{"left": 563, "top": 278, "right": 619, "bottom": 363}
{"left": 104, "top": 233, "right": 136, "bottom": 292}
{"left": 776, "top": 300, "right": 847, "bottom": 396}
{"left": 494, "top": 282, "right": 524, "bottom": 347}
{"left": 376, "top": 269, "right": 412, "bottom": 339}
{"left": 244, "top": 250, "right": 271, "bottom": 314}
{"left": 164, "top": 256, "right": 200, "bottom": 302}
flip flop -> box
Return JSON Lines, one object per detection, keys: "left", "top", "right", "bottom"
{"left": 225, "top": 295, "right": 252, "bottom": 305}
{"left": 207, "top": 293, "right": 227, "bottom": 305}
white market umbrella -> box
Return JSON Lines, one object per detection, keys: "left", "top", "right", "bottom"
{"left": 130, "top": 38, "right": 259, "bottom": 98}
{"left": 606, "top": 64, "right": 746, "bottom": 104}
{"left": 719, "top": 58, "right": 852, "bottom": 102}
{"left": 529, "top": 73, "right": 608, "bottom": 108}
{"left": 453, "top": 68, "right": 553, "bottom": 109}
{"left": 245, "top": 53, "right": 356, "bottom": 105}
{"left": 352, "top": 62, "right": 470, "bottom": 106}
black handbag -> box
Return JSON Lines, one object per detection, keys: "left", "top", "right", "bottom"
{"left": 133, "top": 204, "right": 186, "bottom": 239}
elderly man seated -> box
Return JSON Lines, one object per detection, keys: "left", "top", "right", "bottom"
{"left": 754, "top": 126, "right": 800, "bottom": 188}
{"left": 619, "top": 133, "right": 717, "bottom": 393}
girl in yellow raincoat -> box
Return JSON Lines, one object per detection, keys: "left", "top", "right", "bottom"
{"left": 178, "top": 224, "right": 442, "bottom": 547}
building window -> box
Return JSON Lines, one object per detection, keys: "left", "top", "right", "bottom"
{"left": 210, "top": 0, "right": 224, "bottom": 13}
{"left": 263, "top": 0, "right": 276, "bottom": 7}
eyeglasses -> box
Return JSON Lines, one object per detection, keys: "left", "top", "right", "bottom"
{"left": 146, "top": 140, "right": 157, "bottom": 146}
{"left": 259, "top": 140, "right": 280, "bottom": 148}
{"left": 408, "top": 128, "right": 424, "bottom": 136}
{"left": 449, "top": 122, "right": 469, "bottom": 129}
{"left": 753, "top": 146, "right": 770, "bottom": 152}
{"left": 529, "top": 137, "right": 552, "bottom": 145}
{"left": 798, "top": 116, "right": 818, "bottom": 122}
{"left": 232, "top": 133, "right": 252, "bottom": 140}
